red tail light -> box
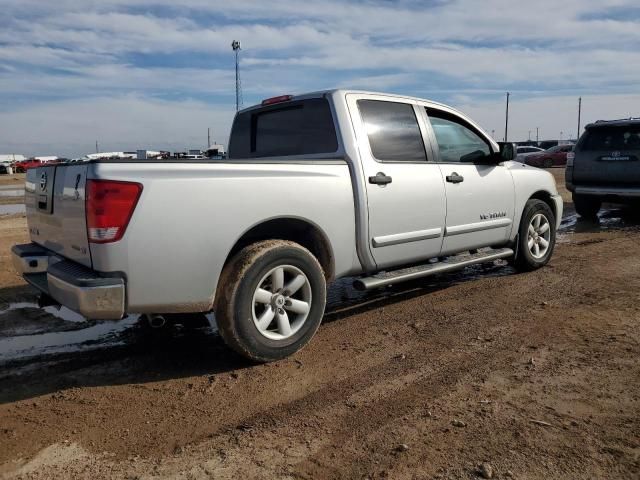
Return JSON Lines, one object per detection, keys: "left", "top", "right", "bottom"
{"left": 86, "top": 180, "right": 142, "bottom": 243}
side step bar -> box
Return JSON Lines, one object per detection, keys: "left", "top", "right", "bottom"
{"left": 353, "top": 247, "right": 514, "bottom": 290}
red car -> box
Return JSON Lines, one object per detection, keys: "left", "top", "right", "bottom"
{"left": 524, "top": 144, "right": 574, "bottom": 168}
{"left": 12, "top": 159, "right": 43, "bottom": 173}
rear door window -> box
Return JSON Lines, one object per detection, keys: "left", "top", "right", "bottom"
{"left": 581, "top": 126, "right": 640, "bottom": 151}
{"left": 357, "top": 100, "right": 427, "bottom": 162}
{"left": 228, "top": 98, "right": 338, "bottom": 158}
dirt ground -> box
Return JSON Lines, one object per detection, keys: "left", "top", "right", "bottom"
{"left": 0, "top": 168, "right": 638, "bottom": 479}
{"left": 0, "top": 174, "right": 25, "bottom": 187}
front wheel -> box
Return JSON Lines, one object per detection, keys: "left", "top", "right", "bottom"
{"left": 215, "top": 240, "right": 327, "bottom": 362}
{"left": 512, "top": 199, "right": 556, "bottom": 271}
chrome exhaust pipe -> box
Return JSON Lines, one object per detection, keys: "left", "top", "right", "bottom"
{"left": 147, "top": 314, "right": 167, "bottom": 328}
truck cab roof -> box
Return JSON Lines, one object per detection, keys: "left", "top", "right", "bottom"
{"left": 242, "top": 89, "right": 458, "bottom": 115}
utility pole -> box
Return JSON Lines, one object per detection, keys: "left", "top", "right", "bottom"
{"left": 504, "top": 92, "right": 510, "bottom": 142}
{"left": 528, "top": 130, "right": 531, "bottom": 142}
{"left": 95, "top": 140, "right": 99, "bottom": 153}
{"left": 208, "top": 128, "right": 211, "bottom": 148}
{"left": 577, "top": 96, "right": 582, "bottom": 140}
{"left": 231, "top": 40, "right": 242, "bottom": 112}
{"left": 491, "top": 129, "right": 495, "bottom": 139}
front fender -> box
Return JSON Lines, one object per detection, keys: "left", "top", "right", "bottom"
{"left": 507, "top": 162, "right": 563, "bottom": 239}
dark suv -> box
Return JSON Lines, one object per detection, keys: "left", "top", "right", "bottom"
{"left": 567, "top": 118, "right": 640, "bottom": 217}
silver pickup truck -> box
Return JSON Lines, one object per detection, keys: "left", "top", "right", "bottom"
{"left": 12, "top": 90, "right": 562, "bottom": 361}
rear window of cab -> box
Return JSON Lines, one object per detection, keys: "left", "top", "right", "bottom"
{"left": 581, "top": 126, "right": 640, "bottom": 151}
{"left": 228, "top": 98, "right": 338, "bottom": 158}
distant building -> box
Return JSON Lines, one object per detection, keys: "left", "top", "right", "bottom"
{"left": 205, "top": 143, "right": 226, "bottom": 158}
{"left": 0, "top": 154, "right": 26, "bottom": 162}
{"left": 85, "top": 151, "right": 134, "bottom": 160}
{"left": 84, "top": 151, "right": 165, "bottom": 160}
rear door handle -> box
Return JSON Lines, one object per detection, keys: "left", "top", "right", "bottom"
{"left": 446, "top": 172, "right": 464, "bottom": 184}
{"left": 369, "top": 172, "right": 392, "bottom": 185}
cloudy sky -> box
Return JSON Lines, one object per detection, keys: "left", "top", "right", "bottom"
{"left": 1, "top": 0, "right": 639, "bottom": 157}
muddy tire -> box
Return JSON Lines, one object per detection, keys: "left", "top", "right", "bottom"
{"left": 512, "top": 199, "right": 556, "bottom": 271}
{"left": 215, "top": 240, "right": 326, "bottom": 362}
{"left": 573, "top": 193, "right": 601, "bottom": 218}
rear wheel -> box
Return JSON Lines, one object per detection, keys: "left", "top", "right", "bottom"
{"left": 573, "top": 193, "right": 601, "bottom": 218}
{"left": 215, "top": 240, "right": 327, "bottom": 362}
{"left": 543, "top": 158, "right": 553, "bottom": 168}
{"left": 512, "top": 199, "right": 556, "bottom": 271}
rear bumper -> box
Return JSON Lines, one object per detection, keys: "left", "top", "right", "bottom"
{"left": 11, "top": 243, "right": 125, "bottom": 320}
{"left": 573, "top": 186, "right": 640, "bottom": 198}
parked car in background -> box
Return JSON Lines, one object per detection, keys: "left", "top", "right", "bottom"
{"left": 0, "top": 161, "right": 13, "bottom": 174}
{"left": 538, "top": 140, "right": 559, "bottom": 150}
{"left": 12, "top": 159, "right": 43, "bottom": 173}
{"left": 516, "top": 146, "right": 544, "bottom": 162}
{"left": 12, "top": 89, "right": 561, "bottom": 362}
{"left": 567, "top": 118, "right": 640, "bottom": 217}
{"left": 524, "top": 144, "right": 574, "bottom": 168}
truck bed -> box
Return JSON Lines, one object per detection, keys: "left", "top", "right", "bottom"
{"left": 23, "top": 159, "right": 358, "bottom": 315}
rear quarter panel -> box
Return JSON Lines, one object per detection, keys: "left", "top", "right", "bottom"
{"left": 88, "top": 161, "right": 357, "bottom": 313}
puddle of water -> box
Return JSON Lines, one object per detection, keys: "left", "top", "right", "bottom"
{"left": 0, "top": 314, "right": 140, "bottom": 364}
{"left": 558, "top": 207, "right": 640, "bottom": 238}
{"left": 0, "top": 189, "right": 23, "bottom": 197}
{"left": 0, "top": 203, "right": 25, "bottom": 215}
{"left": 0, "top": 302, "right": 86, "bottom": 324}
{"left": 0, "top": 302, "right": 220, "bottom": 365}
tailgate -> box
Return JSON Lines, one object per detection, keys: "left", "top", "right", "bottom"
{"left": 25, "top": 163, "right": 92, "bottom": 267}
{"left": 573, "top": 126, "right": 640, "bottom": 185}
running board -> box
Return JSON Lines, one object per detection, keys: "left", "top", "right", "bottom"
{"left": 353, "top": 248, "right": 514, "bottom": 291}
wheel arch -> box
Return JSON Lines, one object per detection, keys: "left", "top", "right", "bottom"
{"left": 223, "top": 216, "right": 336, "bottom": 283}
{"left": 529, "top": 190, "right": 557, "bottom": 222}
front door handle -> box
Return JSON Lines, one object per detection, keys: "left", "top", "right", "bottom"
{"left": 446, "top": 172, "right": 464, "bottom": 184}
{"left": 369, "top": 172, "right": 393, "bottom": 185}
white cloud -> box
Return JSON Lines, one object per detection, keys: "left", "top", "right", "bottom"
{"left": 1, "top": 0, "right": 639, "bottom": 155}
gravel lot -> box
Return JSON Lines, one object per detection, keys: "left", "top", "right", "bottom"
{"left": 0, "top": 169, "right": 638, "bottom": 479}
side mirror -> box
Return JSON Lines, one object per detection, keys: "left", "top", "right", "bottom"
{"left": 497, "top": 142, "right": 517, "bottom": 161}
